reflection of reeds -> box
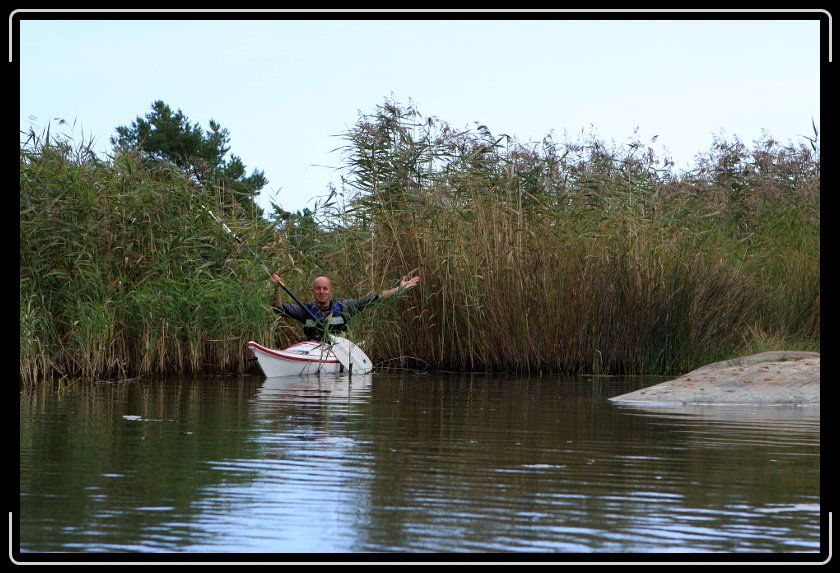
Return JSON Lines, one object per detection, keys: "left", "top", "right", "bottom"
{"left": 20, "top": 105, "right": 820, "bottom": 382}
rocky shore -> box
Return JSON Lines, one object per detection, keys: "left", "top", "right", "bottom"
{"left": 609, "top": 351, "right": 820, "bottom": 406}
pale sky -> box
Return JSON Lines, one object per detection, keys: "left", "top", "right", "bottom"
{"left": 17, "top": 11, "right": 825, "bottom": 215}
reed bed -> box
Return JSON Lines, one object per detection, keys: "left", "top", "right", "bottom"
{"left": 20, "top": 130, "right": 278, "bottom": 383}
{"left": 293, "top": 102, "right": 819, "bottom": 375}
{"left": 20, "top": 103, "right": 819, "bottom": 383}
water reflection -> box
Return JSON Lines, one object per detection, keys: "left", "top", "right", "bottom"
{"left": 19, "top": 377, "right": 266, "bottom": 553}
{"left": 18, "top": 373, "right": 822, "bottom": 557}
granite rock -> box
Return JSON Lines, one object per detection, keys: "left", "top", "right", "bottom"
{"left": 610, "top": 351, "right": 820, "bottom": 406}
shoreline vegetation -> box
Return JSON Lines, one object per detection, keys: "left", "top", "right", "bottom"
{"left": 20, "top": 101, "right": 819, "bottom": 384}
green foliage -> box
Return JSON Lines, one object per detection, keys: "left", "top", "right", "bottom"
{"left": 111, "top": 100, "right": 267, "bottom": 217}
{"left": 20, "top": 126, "right": 281, "bottom": 383}
{"left": 20, "top": 99, "right": 820, "bottom": 382}
{"left": 280, "top": 98, "right": 819, "bottom": 375}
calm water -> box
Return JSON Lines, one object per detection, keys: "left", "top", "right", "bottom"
{"left": 18, "top": 372, "right": 823, "bottom": 560}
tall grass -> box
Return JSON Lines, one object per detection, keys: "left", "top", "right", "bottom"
{"left": 20, "top": 103, "right": 820, "bottom": 383}
{"left": 20, "top": 126, "right": 279, "bottom": 383}
{"left": 279, "top": 101, "right": 819, "bottom": 375}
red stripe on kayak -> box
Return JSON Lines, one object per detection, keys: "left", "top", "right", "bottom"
{"left": 247, "top": 341, "right": 340, "bottom": 364}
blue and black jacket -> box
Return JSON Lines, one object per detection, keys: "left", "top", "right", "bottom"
{"left": 273, "top": 293, "right": 379, "bottom": 341}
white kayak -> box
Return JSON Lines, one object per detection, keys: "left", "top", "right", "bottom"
{"left": 247, "top": 336, "right": 373, "bottom": 377}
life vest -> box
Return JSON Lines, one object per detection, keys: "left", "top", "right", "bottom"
{"left": 303, "top": 300, "right": 347, "bottom": 340}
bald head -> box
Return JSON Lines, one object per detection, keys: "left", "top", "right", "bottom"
{"left": 311, "top": 276, "right": 333, "bottom": 308}
{"left": 312, "top": 276, "right": 332, "bottom": 289}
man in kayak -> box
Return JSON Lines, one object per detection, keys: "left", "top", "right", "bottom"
{"left": 270, "top": 273, "right": 421, "bottom": 341}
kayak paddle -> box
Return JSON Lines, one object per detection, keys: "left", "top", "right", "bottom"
{"left": 201, "top": 204, "right": 355, "bottom": 373}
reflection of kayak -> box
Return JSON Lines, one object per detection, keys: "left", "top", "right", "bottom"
{"left": 256, "top": 373, "right": 374, "bottom": 403}
{"left": 247, "top": 336, "right": 373, "bottom": 377}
